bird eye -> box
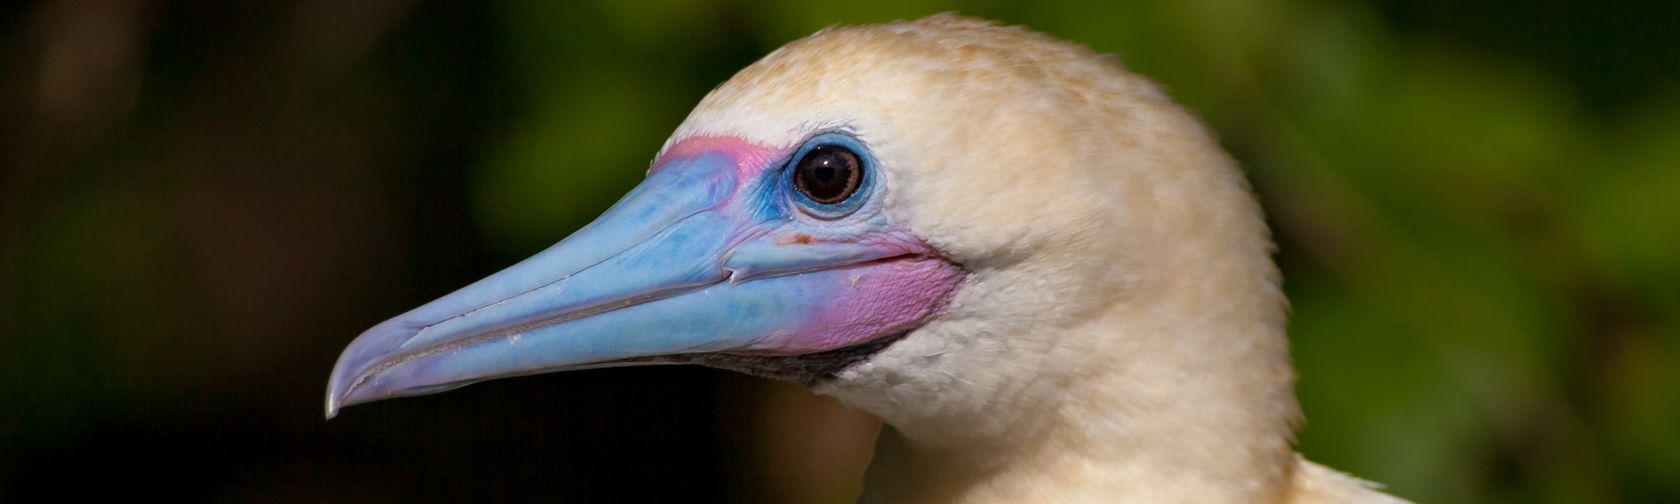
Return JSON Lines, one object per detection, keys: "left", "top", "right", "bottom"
{"left": 792, "top": 145, "right": 862, "bottom": 205}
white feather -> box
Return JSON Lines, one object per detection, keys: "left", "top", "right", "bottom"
{"left": 668, "top": 14, "right": 1408, "bottom": 504}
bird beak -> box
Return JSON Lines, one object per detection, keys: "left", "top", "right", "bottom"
{"left": 325, "top": 150, "right": 946, "bottom": 417}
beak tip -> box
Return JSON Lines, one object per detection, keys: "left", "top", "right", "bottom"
{"left": 325, "top": 327, "right": 401, "bottom": 419}
{"left": 324, "top": 364, "right": 365, "bottom": 420}
{"left": 325, "top": 383, "right": 375, "bottom": 419}
{"left": 324, "top": 382, "right": 345, "bottom": 419}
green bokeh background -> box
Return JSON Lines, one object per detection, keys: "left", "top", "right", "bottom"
{"left": 4, "top": 1, "right": 1676, "bottom": 502}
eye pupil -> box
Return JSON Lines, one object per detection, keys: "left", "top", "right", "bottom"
{"left": 793, "top": 145, "right": 862, "bottom": 205}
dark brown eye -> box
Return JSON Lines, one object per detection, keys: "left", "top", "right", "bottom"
{"left": 792, "top": 145, "right": 862, "bottom": 205}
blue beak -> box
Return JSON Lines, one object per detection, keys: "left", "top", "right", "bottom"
{"left": 324, "top": 151, "right": 948, "bottom": 417}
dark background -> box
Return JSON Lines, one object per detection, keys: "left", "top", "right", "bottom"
{"left": 4, "top": 1, "right": 1677, "bottom": 502}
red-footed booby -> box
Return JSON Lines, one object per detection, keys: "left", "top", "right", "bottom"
{"left": 327, "top": 15, "right": 1408, "bottom": 503}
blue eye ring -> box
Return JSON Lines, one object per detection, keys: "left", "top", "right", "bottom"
{"left": 785, "top": 132, "right": 875, "bottom": 219}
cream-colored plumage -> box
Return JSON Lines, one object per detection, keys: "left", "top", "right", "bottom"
{"left": 664, "top": 14, "right": 1408, "bottom": 504}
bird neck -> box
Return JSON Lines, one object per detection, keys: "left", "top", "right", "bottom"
{"left": 858, "top": 321, "right": 1299, "bottom": 502}
{"left": 843, "top": 250, "right": 1302, "bottom": 503}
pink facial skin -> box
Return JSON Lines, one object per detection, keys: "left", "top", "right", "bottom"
{"left": 662, "top": 137, "right": 969, "bottom": 355}
{"left": 783, "top": 256, "right": 966, "bottom": 354}
{"left": 652, "top": 136, "right": 789, "bottom": 180}
{"left": 653, "top": 135, "right": 969, "bottom": 356}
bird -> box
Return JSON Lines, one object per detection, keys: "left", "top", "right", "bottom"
{"left": 326, "top": 14, "right": 1409, "bottom": 503}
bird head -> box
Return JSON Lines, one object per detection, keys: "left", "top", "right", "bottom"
{"left": 327, "top": 15, "right": 1290, "bottom": 455}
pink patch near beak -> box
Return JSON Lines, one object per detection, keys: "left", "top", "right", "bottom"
{"left": 652, "top": 136, "right": 789, "bottom": 179}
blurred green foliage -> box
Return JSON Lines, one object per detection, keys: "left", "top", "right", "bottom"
{"left": 479, "top": 1, "right": 1679, "bottom": 502}
{"left": 4, "top": 0, "right": 1676, "bottom": 502}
